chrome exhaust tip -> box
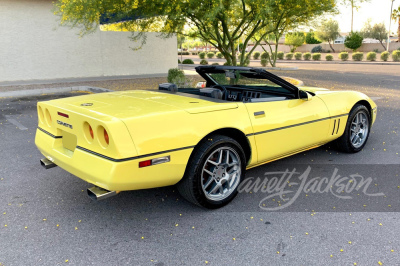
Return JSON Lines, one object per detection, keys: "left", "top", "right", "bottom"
{"left": 40, "top": 158, "right": 57, "bottom": 169}
{"left": 87, "top": 186, "right": 118, "bottom": 201}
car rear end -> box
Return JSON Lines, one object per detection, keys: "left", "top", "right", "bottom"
{"left": 35, "top": 100, "right": 142, "bottom": 191}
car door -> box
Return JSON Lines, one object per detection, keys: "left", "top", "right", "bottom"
{"left": 196, "top": 66, "right": 331, "bottom": 163}
{"left": 245, "top": 96, "right": 330, "bottom": 163}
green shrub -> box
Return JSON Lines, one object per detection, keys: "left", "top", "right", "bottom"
{"left": 182, "top": 59, "right": 194, "bottom": 64}
{"left": 178, "top": 59, "right": 181, "bottom": 64}
{"left": 312, "top": 53, "right": 321, "bottom": 61}
{"left": 311, "top": 45, "right": 323, "bottom": 53}
{"left": 373, "top": 49, "right": 380, "bottom": 53}
{"left": 167, "top": 68, "right": 185, "bottom": 85}
{"left": 261, "top": 52, "right": 269, "bottom": 59}
{"left": 352, "top": 52, "right": 364, "bottom": 61}
{"left": 177, "top": 51, "right": 190, "bottom": 55}
{"left": 199, "top": 52, "right": 206, "bottom": 59}
{"left": 303, "top": 52, "right": 312, "bottom": 60}
{"left": 277, "top": 51, "right": 284, "bottom": 60}
{"left": 223, "top": 62, "right": 230, "bottom": 66}
{"left": 207, "top": 52, "right": 215, "bottom": 59}
{"left": 253, "top": 51, "right": 261, "bottom": 59}
{"left": 200, "top": 59, "right": 208, "bottom": 65}
{"left": 260, "top": 59, "right": 268, "bottom": 67}
{"left": 211, "top": 62, "right": 219, "bottom": 65}
{"left": 294, "top": 52, "right": 302, "bottom": 60}
{"left": 392, "top": 50, "right": 400, "bottom": 62}
{"left": 191, "top": 52, "right": 198, "bottom": 55}
{"left": 305, "top": 31, "right": 321, "bottom": 44}
{"left": 344, "top": 32, "right": 363, "bottom": 51}
{"left": 285, "top": 53, "right": 294, "bottom": 60}
{"left": 380, "top": 51, "right": 390, "bottom": 61}
{"left": 339, "top": 52, "right": 349, "bottom": 61}
{"left": 366, "top": 52, "right": 376, "bottom": 61}
{"left": 216, "top": 52, "right": 223, "bottom": 59}
{"left": 325, "top": 54, "right": 334, "bottom": 61}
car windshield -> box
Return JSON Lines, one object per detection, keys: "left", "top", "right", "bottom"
{"left": 205, "top": 70, "right": 292, "bottom": 94}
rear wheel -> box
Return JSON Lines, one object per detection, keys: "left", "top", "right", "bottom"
{"left": 177, "top": 135, "right": 246, "bottom": 209}
{"left": 335, "top": 104, "right": 371, "bottom": 153}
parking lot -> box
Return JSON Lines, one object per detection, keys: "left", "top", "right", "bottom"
{"left": 1, "top": 65, "right": 400, "bottom": 265}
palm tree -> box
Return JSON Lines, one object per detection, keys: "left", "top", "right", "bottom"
{"left": 342, "top": 0, "right": 371, "bottom": 32}
{"left": 393, "top": 7, "right": 400, "bottom": 41}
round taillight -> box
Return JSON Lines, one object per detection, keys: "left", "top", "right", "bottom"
{"left": 38, "top": 106, "right": 44, "bottom": 124}
{"left": 83, "top": 122, "right": 94, "bottom": 143}
{"left": 45, "top": 109, "right": 52, "bottom": 126}
{"left": 97, "top": 126, "right": 109, "bottom": 148}
{"left": 104, "top": 129, "right": 109, "bottom": 145}
{"left": 89, "top": 125, "right": 94, "bottom": 139}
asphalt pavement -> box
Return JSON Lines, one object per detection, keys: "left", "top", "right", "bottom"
{"left": 0, "top": 66, "right": 400, "bottom": 265}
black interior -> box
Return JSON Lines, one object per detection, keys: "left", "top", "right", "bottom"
{"left": 175, "top": 86, "right": 293, "bottom": 102}
{"left": 160, "top": 66, "right": 301, "bottom": 102}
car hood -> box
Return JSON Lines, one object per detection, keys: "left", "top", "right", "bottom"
{"left": 47, "top": 90, "right": 238, "bottom": 119}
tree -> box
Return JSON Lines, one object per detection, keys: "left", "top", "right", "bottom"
{"left": 305, "top": 30, "right": 322, "bottom": 44}
{"left": 252, "top": 1, "right": 335, "bottom": 67}
{"left": 54, "top": 0, "right": 336, "bottom": 67}
{"left": 284, "top": 32, "right": 305, "bottom": 52}
{"left": 315, "top": 19, "right": 340, "bottom": 53}
{"left": 344, "top": 31, "right": 363, "bottom": 51}
{"left": 392, "top": 7, "right": 400, "bottom": 42}
{"left": 361, "top": 20, "right": 388, "bottom": 50}
{"left": 341, "top": 0, "right": 371, "bottom": 32}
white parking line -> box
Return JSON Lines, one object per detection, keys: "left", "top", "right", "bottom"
{"left": 4, "top": 115, "right": 28, "bottom": 130}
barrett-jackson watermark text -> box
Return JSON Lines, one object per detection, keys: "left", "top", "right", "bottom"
{"left": 238, "top": 166, "right": 385, "bottom": 211}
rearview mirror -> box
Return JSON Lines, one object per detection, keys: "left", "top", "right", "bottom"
{"left": 299, "top": 90, "right": 312, "bottom": 101}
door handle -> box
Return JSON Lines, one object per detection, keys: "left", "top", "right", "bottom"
{"left": 254, "top": 111, "right": 265, "bottom": 116}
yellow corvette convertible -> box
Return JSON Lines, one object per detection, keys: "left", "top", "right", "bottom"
{"left": 35, "top": 66, "right": 377, "bottom": 208}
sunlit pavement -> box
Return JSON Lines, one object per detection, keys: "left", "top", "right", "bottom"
{"left": 0, "top": 65, "right": 399, "bottom": 265}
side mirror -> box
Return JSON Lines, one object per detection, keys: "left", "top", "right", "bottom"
{"left": 299, "top": 90, "right": 312, "bottom": 101}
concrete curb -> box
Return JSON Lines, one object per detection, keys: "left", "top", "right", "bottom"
{"left": 272, "top": 60, "right": 400, "bottom": 65}
{"left": 179, "top": 64, "right": 298, "bottom": 71}
{"left": 0, "top": 86, "right": 113, "bottom": 98}
{"left": 281, "top": 76, "right": 304, "bottom": 87}
{"left": 263, "top": 66, "right": 298, "bottom": 71}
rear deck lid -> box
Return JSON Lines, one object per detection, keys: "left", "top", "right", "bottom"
{"left": 48, "top": 90, "right": 238, "bottom": 117}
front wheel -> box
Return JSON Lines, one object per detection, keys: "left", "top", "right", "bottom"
{"left": 335, "top": 104, "right": 371, "bottom": 153}
{"left": 177, "top": 135, "right": 246, "bottom": 209}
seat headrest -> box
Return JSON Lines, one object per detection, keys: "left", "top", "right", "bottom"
{"left": 159, "top": 83, "right": 178, "bottom": 93}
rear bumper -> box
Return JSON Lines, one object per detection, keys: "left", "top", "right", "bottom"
{"left": 35, "top": 129, "right": 192, "bottom": 191}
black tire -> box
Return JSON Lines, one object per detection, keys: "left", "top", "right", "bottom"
{"left": 335, "top": 104, "right": 371, "bottom": 153}
{"left": 177, "top": 134, "right": 246, "bottom": 209}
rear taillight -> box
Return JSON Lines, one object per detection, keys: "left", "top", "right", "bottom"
{"left": 104, "top": 129, "right": 109, "bottom": 145}
{"left": 45, "top": 109, "right": 52, "bottom": 126}
{"left": 97, "top": 125, "right": 109, "bottom": 147}
{"left": 89, "top": 125, "right": 94, "bottom": 139}
{"left": 83, "top": 122, "right": 94, "bottom": 142}
{"left": 38, "top": 106, "right": 44, "bottom": 124}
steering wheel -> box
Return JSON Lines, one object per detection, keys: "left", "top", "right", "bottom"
{"left": 210, "top": 85, "right": 228, "bottom": 100}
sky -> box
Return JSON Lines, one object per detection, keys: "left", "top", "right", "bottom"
{"left": 333, "top": 0, "right": 398, "bottom": 33}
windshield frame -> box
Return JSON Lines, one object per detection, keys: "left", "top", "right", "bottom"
{"left": 195, "top": 66, "right": 300, "bottom": 99}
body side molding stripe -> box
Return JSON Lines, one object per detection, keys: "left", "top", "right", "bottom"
{"left": 76, "top": 145, "right": 196, "bottom": 162}
{"left": 38, "top": 127, "right": 63, "bottom": 139}
{"left": 246, "top": 113, "right": 349, "bottom": 137}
